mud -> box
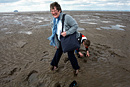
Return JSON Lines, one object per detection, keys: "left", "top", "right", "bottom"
{"left": 0, "top": 11, "right": 130, "bottom": 87}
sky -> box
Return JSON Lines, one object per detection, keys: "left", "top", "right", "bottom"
{"left": 0, "top": 0, "right": 130, "bottom": 12}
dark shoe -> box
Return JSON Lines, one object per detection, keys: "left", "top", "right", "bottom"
{"left": 50, "top": 66, "right": 58, "bottom": 71}
{"left": 69, "top": 80, "right": 77, "bottom": 87}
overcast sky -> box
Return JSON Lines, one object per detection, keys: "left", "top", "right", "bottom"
{"left": 0, "top": 0, "right": 130, "bottom": 12}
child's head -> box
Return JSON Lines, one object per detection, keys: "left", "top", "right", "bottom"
{"left": 83, "top": 39, "right": 90, "bottom": 47}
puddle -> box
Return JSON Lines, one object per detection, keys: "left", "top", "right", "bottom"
{"left": 80, "top": 21, "right": 88, "bottom": 23}
{"left": 33, "top": 24, "right": 50, "bottom": 29}
{"left": 115, "top": 24, "right": 125, "bottom": 28}
{"left": 97, "top": 24, "right": 125, "bottom": 31}
{"left": 96, "top": 28, "right": 102, "bottom": 30}
{"left": 1, "top": 28, "right": 8, "bottom": 31}
{"left": 88, "top": 22, "right": 97, "bottom": 24}
{"left": 38, "top": 20, "right": 42, "bottom": 23}
{"left": 74, "top": 15, "right": 89, "bottom": 17}
{"left": 95, "top": 13, "right": 102, "bottom": 15}
{"left": 44, "top": 19, "right": 50, "bottom": 21}
{"left": 78, "top": 27, "right": 85, "bottom": 31}
{"left": 18, "top": 31, "right": 32, "bottom": 35}
{"left": 110, "top": 25, "right": 125, "bottom": 30}
{"left": 80, "top": 20, "right": 97, "bottom": 24}
{"left": 101, "top": 21, "right": 112, "bottom": 23}
{"left": 35, "top": 17, "right": 44, "bottom": 19}
{"left": 3, "top": 19, "right": 24, "bottom": 25}
{"left": 101, "top": 27, "right": 112, "bottom": 30}
{"left": 35, "top": 17, "right": 50, "bottom": 21}
{"left": 80, "top": 21, "right": 97, "bottom": 24}
{"left": 87, "top": 19, "right": 97, "bottom": 21}
{"left": 5, "top": 32, "right": 13, "bottom": 34}
{"left": 14, "top": 20, "right": 23, "bottom": 25}
{"left": 2, "top": 14, "right": 15, "bottom": 16}
{"left": 39, "top": 24, "right": 50, "bottom": 27}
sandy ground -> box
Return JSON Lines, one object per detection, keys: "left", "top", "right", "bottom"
{"left": 0, "top": 11, "right": 130, "bottom": 87}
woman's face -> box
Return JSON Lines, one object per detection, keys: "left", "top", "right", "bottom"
{"left": 51, "top": 7, "right": 61, "bottom": 18}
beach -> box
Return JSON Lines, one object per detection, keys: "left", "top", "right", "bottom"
{"left": 0, "top": 11, "right": 130, "bottom": 87}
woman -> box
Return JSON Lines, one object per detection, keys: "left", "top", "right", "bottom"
{"left": 48, "top": 2, "right": 80, "bottom": 76}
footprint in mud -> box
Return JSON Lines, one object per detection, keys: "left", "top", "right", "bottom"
{"left": 91, "top": 43, "right": 127, "bottom": 64}
{"left": 40, "top": 51, "right": 50, "bottom": 62}
{"left": 108, "top": 49, "right": 126, "bottom": 58}
{"left": 89, "top": 43, "right": 111, "bottom": 62}
{"left": 37, "top": 82, "right": 45, "bottom": 87}
{"left": 40, "top": 58, "right": 50, "bottom": 63}
{"left": 93, "top": 43, "right": 111, "bottom": 50}
{"left": 25, "top": 70, "right": 38, "bottom": 84}
{"left": 42, "top": 51, "right": 49, "bottom": 57}
{"left": 8, "top": 67, "right": 21, "bottom": 75}
{"left": 53, "top": 82, "right": 61, "bottom": 87}
{"left": 24, "top": 61, "right": 33, "bottom": 69}
{"left": 91, "top": 43, "right": 111, "bottom": 50}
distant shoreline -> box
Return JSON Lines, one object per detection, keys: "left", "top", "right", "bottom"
{"left": 0, "top": 10, "right": 130, "bottom": 13}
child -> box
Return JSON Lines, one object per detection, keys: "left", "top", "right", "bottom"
{"left": 75, "top": 32, "right": 90, "bottom": 58}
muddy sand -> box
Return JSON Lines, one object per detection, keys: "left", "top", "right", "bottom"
{"left": 0, "top": 11, "right": 130, "bottom": 87}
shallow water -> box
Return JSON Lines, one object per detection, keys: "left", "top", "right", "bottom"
{"left": 99, "top": 24, "right": 125, "bottom": 31}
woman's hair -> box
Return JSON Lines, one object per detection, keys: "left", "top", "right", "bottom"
{"left": 84, "top": 40, "right": 90, "bottom": 47}
{"left": 50, "top": 2, "right": 62, "bottom": 13}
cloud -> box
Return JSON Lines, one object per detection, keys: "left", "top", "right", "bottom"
{"left": 0, "top": 0, "right": 20, "bottom": 3}
{"left": 0, "top": 0, "right": 52, "bottom": 12}
{"left": 0, "top": 0, "right": 130, "bottom": 12}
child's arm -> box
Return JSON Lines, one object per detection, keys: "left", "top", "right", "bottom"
{"left": 85, "top": 47, "right": 90, "bottom": 57}
{"left": 75, "top": 48, "right": 84, "bottom": 57}
{"left": 86, "top": 50, "right": 90, "bottom": 57}
{"left": 79, "top": 52, "right": 84, "bottom": 57}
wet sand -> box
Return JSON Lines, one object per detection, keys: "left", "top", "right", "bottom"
{"left": 0, "top": 11, "right": 130, "bottom": 87}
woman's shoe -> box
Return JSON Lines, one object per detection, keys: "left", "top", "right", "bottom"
{"left": 74, "top": 69, "right": 79, "bottom": 76}
{"left": 50, "top": 66, "right": 58, "bottom": 71}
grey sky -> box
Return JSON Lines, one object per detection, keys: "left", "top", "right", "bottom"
{"left": 0, "top": 0, "right": 130, "bottom": 12}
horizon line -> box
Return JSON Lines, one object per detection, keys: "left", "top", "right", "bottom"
{"left": 0, "top": 10, "right": 130, "bottom": 13}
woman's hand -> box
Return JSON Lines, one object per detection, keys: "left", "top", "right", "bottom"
{"left": 55, "top": 46, "right": 57, "bottom": 49}
{"left": 61, "top": 32, "right": 66, "bottom": 37}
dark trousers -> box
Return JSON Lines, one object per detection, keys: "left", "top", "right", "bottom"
{"left": 51, "top": 44, "right": 80, "bottom": 70}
